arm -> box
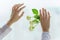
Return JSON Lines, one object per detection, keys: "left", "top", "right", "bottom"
{"left": 40, "top": 8, "right": 50, "bottom": 40}
{"left": 0, "top": 3, "right": 25, "bottom": 39}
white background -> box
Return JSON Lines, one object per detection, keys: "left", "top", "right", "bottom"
{"left": 0, "top": 0, "right": 60, "bottom": 40}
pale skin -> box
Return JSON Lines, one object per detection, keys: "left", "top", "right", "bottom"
{"left": 40, "top": 8, "right": 50, "bottom": 32}
{"left": 6, "top": 3, "right": 25, "bottom": 27}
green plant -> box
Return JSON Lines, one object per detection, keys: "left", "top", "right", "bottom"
{"left": 26, "top": 9, "right": 40, "bottom": 31}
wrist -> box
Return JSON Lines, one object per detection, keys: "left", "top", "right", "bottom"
{"left": 6, "top": 20, "right": 13, "bottom": 27}
{"left": 43, "top": 29, "right": 49, "bottom": 32}
{"left": 43, "top": 30, "right": 49, "bottom": 32}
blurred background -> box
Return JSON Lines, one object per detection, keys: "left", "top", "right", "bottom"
{"left": 0, "top": 0, "right": 60, "bottom": 40}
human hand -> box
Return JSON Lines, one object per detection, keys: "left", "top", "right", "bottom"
{"left": 40, "top": 8, "right": 50, "bottom": 32}
{"left": 7, "top": 3, "right": 25, "bottom": 26}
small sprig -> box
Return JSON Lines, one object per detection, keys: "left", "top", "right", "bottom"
{"left": 26, "top": 9, "right": 40, "bottom": 31}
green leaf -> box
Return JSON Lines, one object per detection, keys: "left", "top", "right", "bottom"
{"left": 34, "top": 15, "right": 40, "bottom": 20}
{"left": 30, "top": 21, "right": 33, "bottom": 24}
{"left": 32, "top": 9, "right": 38, "bottom": 15}
{"left": 26, "top": 16, "right": 31, "bottom": 20}
{"left": 29, "top": 25, "right": 35, "bottom": 31}
{"left": 32, "top": 19, "right": 39, "bottom": 24}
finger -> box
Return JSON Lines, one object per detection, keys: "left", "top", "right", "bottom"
{"left": 47, "top": 12, "right": 50, "bottom": 20}
{"left": 40, "top": 10, "right": 42, "bottom": 20}
{"left": 13, "top": 3, "right": 24, "bottom": 10}
{"left": 47, "top": 12, "right": 50, "bottom": 25}
{"left": 40, "top": 9, "right": 44, "bottom": 23}
{"left": 19, "top": 12, "right": 24, "bottom": 18}
{"left": 40, "top": 10, "right": 41, "bottom": 17}
{"left": 15, "top": 3, "right": 24, "bottom": 10}
{"left": 44, "top": 9, "right": 47, "bottom": 19}
{"left": 42, "top": 8, "right": 44, "bottom": 17}
{"left": 12, "top": 4, "right": 20, "bottom": 10}
{"left": 18, "top": 6, "right": 25, "bottom": 12}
